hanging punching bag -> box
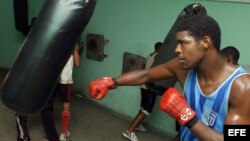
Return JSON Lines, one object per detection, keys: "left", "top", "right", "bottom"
{"left": 1, "top": 0, "right": 96, "bottom": 114}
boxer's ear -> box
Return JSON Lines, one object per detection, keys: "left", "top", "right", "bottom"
{"left": 201, "top": 36, "right": 210, "bottom": 50}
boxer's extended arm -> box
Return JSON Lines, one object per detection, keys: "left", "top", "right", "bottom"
{"left": 116, "top": 58, "right": 182, "bottom": 86}
{"left": 88, "top": 70, "right": 150, "bottom": 100}
{"left": 88, "top": 58, "right": 185, "bottom": 100}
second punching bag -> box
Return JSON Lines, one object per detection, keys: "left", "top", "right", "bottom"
{"left": 1, "top": 0, "right": 96, "bottom": 114}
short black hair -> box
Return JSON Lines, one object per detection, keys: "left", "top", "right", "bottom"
{"left": 220, "top": 46, "right": 240, "bottom": 65}
{"left": 154, "top": 42, "right": 163, "bottom": 51}
{"left": 176, "top": 15, "right": 221, "bottom": 51}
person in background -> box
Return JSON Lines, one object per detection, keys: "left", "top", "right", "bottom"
{"left": 58, "top": 41, "right": 81, "bottom": 140}
{"left": 220, "top": 46, "right": 239, "bottom": 65}
{"left": 88, "top": 15, "right": 250, "bottom": 141}
{"left": 15, "top": 17, "right": 37, "bottom": 141}
{"left": 122, "top": 42, "right": 162, "bottom": 141}
{"left": 42, "top": 41, "right": 81, "bottom": 141}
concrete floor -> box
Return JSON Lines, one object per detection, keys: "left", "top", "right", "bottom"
{"left": 0, "top": 95, "right": 173, "bottom": 141}
{"left": 0, "top": 68, "right": 173, "bottom": 141}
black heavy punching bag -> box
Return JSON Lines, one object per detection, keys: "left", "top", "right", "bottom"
{"left": 147, "top": 3, "right": 207, "bottom": 93}
{"left": 1, "top": 0, "right": 96, "bottom": 114}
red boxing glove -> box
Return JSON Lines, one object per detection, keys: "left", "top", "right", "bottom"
{"left": 159, "top": 87, "right": 196, "bottom": 125}
{"left": 89, "top": 77, "right": 116, "bottom": 100}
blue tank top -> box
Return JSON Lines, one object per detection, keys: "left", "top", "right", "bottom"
{"left": 180, "top": 67, "right": 248, "bottom": 141}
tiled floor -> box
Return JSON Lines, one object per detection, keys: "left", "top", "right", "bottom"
{"left": 0, "top": 95, "right": 173, "bottom": 141}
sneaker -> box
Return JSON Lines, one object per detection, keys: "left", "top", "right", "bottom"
{"left": 59, "top": 132, "right": 70, "bottom": 141}
{"left": 135, "top": 124, "right": 147, "bottom": 132}
{"left": 122, "top": 130, "right": 140, "bottom": 141}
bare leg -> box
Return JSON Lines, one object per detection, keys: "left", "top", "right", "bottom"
{"left": 128, "top": 109, "right": 147, "bottom": 132}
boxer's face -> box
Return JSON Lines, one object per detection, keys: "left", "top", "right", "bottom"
{"left": 175, "top": 31, "right": 205, "bottom": 69}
